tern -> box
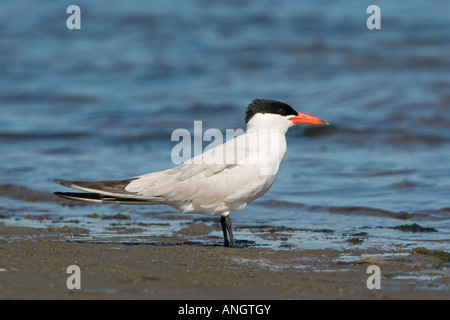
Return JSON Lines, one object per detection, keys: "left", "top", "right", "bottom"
{"left": 54, "top": 99, "right": 328, "bottom": 247}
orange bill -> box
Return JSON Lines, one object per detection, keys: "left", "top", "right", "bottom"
{"left": 289, "top": 112, "right": 329, "bottom": 125}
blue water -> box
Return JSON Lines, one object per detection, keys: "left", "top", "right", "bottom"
{"left": 0, "top": 0, "right": 449, "bottom": 249}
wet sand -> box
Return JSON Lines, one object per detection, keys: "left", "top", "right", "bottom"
{"left": 0, "top": 225, "right": 448, "bottom": 300}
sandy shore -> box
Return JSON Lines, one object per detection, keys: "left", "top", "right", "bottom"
{"left": 0, "top": 225, "right": 448, "bottom": 300}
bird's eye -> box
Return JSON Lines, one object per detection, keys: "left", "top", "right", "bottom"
{"left": 278, "top": 108, "right": 285, "bottom": 115}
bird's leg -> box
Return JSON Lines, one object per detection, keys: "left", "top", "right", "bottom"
{"left": 226, "top": 215, "right": 236, "bottom": 248}
{"left": 220, "top": 216, "right": 230, "bottom": 247}
{"left": 221, "top": 215, "right": 236, "bottom": 248}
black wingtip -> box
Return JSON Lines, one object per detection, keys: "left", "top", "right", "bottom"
{"left": 54, "top": 192, "right": 102, "bottom": 199}
{"left": 53, "top": 179, "right": 72, "bottom": 187}
{"left": 53, "top": 192, "right": 107, "bottom": 204}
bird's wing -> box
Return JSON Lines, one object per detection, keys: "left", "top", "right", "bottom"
{"left": 127, "top": 164, "right": 267, "bottom": 208}
{"left": 53, "top": 178, "right": 163, "bottom": 201}
{"left": 125, "top": 133, "right": 269, "bottom": 207}
{"left": 55, "top": 133, "right": 275, "bottom": 208}
{"left": 53, "top": 135, "right": 245, "bottom": 205}
{"left": 53, "top": 192, "right": 163, "bottom": 205}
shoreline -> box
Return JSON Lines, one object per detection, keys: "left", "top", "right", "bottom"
{"left": 0, "top": 225, "right": 448, "bottom": 299}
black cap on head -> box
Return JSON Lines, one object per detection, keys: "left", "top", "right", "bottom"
{"left": 245, "top": 99, "right": 298, "bottom": 125}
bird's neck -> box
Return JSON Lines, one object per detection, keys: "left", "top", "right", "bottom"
{"left": 244, "top": 127, "right": 288, "bottom": 176}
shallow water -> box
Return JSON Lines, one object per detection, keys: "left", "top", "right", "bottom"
{"left": 0, "top": 1, "right": 449, "bottom": 250}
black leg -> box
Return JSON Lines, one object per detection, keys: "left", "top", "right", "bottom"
{"left": 221, "top": 215, "right": 236, "bottom": 248}
{"left": 220, "top": 216, "right": 230, "bottom": 247}
{"left": 226, "top": 215, "right": 236, "bottom": 248}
